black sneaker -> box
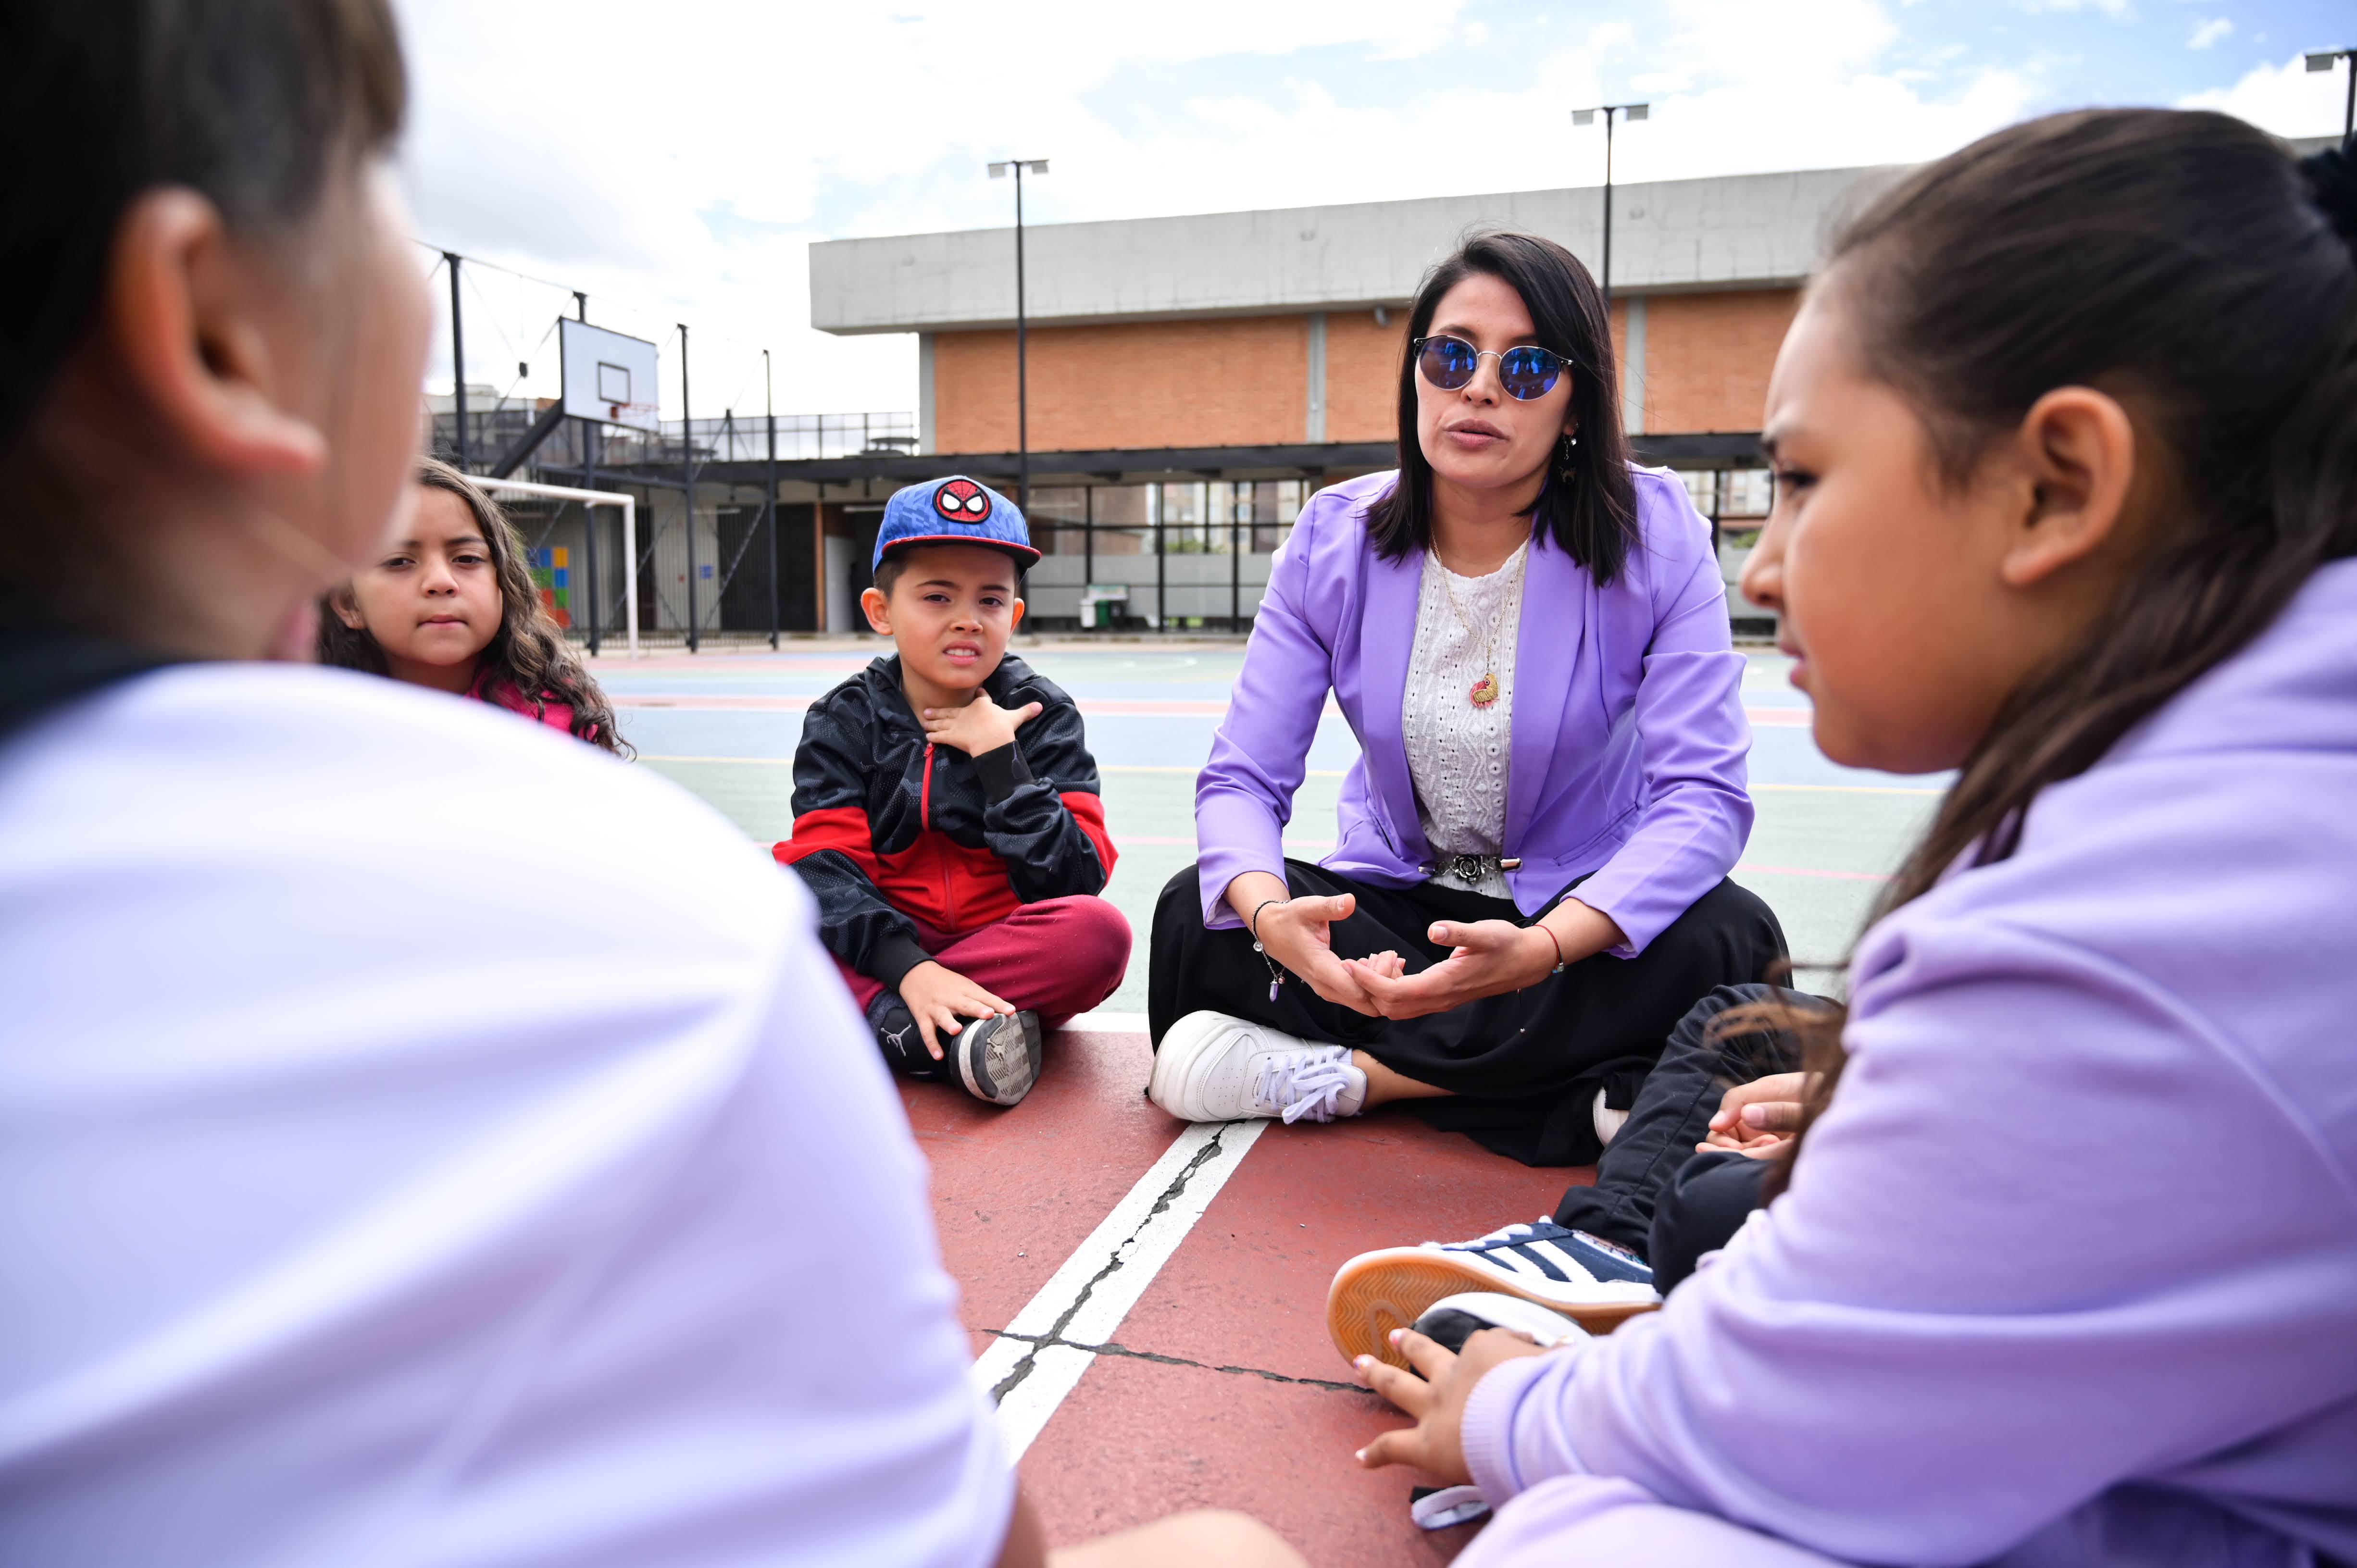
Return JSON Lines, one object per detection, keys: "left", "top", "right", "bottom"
{"left": 868, "top": 995, "right": 946, "bottom": 1081}
{"left": 955, "top": 1010, "right": 1043, "bottom": 1107}
{"left": 1409, "top": 1290, "right": 1589, "bottom": 1355}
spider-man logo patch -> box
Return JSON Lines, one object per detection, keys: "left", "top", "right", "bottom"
{"left": 933, "top": 479, "right": 992, "bottom": 523}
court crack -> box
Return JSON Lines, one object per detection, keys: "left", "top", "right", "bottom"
{"left": 992, "top": 1329, "right": 1367, "bottom": 1396}
{"left": 987, "top": 1125, "right": 1240, "bottom": 1405}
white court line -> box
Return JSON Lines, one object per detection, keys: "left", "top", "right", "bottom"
{"left": 972, "top": 1117, "right": 1268, "bottom": 1459}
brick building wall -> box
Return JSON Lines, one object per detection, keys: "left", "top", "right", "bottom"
{"left": 1642, "top": 289, "right": 1800, "bottom": 434}
{"left": 933, "top": 316, "right": 1309, "bottom": 452}
{"left": 1322, "top": 310, "right": 1409, "bottom": 443}
{"left": 926, "top": 289, "right": 1789, "bottom": 453}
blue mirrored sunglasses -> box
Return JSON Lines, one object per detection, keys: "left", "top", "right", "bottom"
{"left": 1414, "top": 335, "right": 1568, "bottom": 401}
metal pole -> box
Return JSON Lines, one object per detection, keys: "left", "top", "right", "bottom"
{"left": 1230, "top": 482, "right": 1241, "bottom": 630}
{"left": 765, "top": 349, "right": 780, "bottom": 649}
{"left": 1601, "top": 110, "right": 1615, "bottom": 313}
{"left": 574, "top": 292, "right": 600, "bottom": 655}
{"left": 1083, "top": 484, "right": 1094, "bottom": 628}
{"left": 1154, "top": 485, "right": 1166, "bottom": 633}
{"left": 582, "top": 419, "right": 601, "bottom": 656}
{"left": 1014, "top": 162, "right": 1031, "bottom": 511}
{"left": 445, "top": 251, "right": 468, "bottom": 469}
{"left": 622, "top": 495, "right": 639, "bottom": 658}
{"left": 680, "top": 324, "right": 699, "bottom": 654}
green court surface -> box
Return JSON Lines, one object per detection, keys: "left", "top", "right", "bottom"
{"left": 606, "top": 638, "right": 1941, "bottom": 1010}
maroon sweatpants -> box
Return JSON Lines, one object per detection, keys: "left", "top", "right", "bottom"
{"left": 835, "top": 895, "right": 1133, "bottom": 1028}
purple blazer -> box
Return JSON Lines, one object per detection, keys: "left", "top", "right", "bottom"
{"left": 1194, "top": 465, "right": 1752, "bottom": 958}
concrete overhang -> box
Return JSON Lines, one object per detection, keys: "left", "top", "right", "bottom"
{"left": 811, "top": 164, "right": 1906, "bottom": 336}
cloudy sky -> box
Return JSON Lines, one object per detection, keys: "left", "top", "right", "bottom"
{"left": 391, "top": 0, "right": 2356, "bottom": 421}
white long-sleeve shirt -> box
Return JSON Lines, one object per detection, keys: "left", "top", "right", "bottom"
{"left": 0, "top": 664, "right": 1011, "bottom": 1567}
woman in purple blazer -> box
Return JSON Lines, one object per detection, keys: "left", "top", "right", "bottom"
{"left": 1146, "top": 231, "right": 1783, "bottom": 1163}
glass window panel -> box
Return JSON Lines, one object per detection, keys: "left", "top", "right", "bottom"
{"left": 1724, "top": 468, "right": 1773, "bottom": 517}
{"left": 1023, "top": 485, "right": 1088, "bottom": 554}
{"left": 1679, "top": 469, "right": 1718, "bottom": 516}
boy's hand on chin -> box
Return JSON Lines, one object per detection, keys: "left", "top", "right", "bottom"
{"left": 922, "top": 689, "right": 1042, "bottom": 758}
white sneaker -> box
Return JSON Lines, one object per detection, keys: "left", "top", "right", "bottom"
{"left": 1147, "top": 1011, "right": 1368, "bottom": 1124}
{"left": 1592, "top": 1087, "right": 1630, "bottom": 1146}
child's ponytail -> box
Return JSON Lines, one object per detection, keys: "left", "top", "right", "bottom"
{"left": 1742, "top": 117, "right": 2357, "bottom": 1192}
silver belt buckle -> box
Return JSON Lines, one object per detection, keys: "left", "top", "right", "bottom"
{"left": 1443, "top": 853, "right": 1521, "bottom": 884}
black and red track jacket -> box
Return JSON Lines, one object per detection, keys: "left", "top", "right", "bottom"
{"left": 774, "top": 653, "right": 1116, "bottom": 988}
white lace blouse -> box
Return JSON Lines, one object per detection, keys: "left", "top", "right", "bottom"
{"left": 1401, "top": 542, "right": 1527, "bottom": 898}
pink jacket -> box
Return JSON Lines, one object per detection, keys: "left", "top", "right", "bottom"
{"left": 469, "top": 671, "right": 578, "bottom": 738}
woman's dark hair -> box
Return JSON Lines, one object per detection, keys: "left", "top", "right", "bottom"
{"left": 319, "top": 460, "right": 631, "bottom": 756}
{"left": 1746, "top": 112, "right": 2357, "bottom": 1192}
{"left": 1365, "top": 229, "right": 1641, "bottom": 584}
{"left": 0, "top": 0, "right": 406, "bottom": 444}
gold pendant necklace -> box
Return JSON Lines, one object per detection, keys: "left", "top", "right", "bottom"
{"left": 1437, "top": 548, "right": 1525, "bottom": 709}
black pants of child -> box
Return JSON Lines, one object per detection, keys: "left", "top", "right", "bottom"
{"left": 1147, "top": 860, "right": 1787, "bottom": 1167}
{"left": 1546, "top": 981, "right": 1832, "bottom": 1289}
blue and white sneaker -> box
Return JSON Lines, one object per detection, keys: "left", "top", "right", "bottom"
{"left": 1327, "top": 1216, "right": 1659, "bottom": 1368}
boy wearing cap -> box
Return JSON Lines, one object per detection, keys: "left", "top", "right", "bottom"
{"left": 775, "top": 477, "right": 1130, "bottom": 1106}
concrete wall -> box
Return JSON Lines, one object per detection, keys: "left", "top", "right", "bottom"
{"left": 812, "top": 164, "right": 1896, "bottom": 335}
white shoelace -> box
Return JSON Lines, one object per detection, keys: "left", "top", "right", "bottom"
{"left": 1255, "top": 1049, "right": 1355, "bottom": 1124}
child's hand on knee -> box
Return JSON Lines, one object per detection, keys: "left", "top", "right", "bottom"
{"left": 1702, "top": 1071, "right": 1809, "bottom": 1156}
{"left": 898, "top": 960, "right": 1016, "bottom": 1058}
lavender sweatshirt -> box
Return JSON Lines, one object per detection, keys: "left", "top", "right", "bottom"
{"left": 1194, "top": 466, "right": 1749, "bottom": 957}
{"left": 1459, "top": 559, "right": 2357, "bottom": 1568}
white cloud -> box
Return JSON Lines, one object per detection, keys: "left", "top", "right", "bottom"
{"left": 2177, "top": 51, "right": 2354, "bottom": 139}
{"left": 2187, "top": 17, "right": 2231, "bottom": 50}
{"left": 388, "top": 0, "right": 2049, "bottom": 417}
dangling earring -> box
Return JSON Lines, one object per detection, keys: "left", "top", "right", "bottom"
{"left": 1558, "top": 429, "right": 1579, "bottom": 484}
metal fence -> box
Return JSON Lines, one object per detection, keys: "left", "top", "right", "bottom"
{"left": 429, "top": 405, "right": 916, "bottom": 473}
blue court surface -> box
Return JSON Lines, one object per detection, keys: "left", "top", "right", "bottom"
{"left": 599, "top": 636, "right": 1944, "bottom": 1559}
{"left": 609, "top": 636, "right": 1942, "bottom": 1006}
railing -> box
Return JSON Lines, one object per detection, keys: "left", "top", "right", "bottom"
{"left": 427, "top": 407, "right": 918, "bottom": 471}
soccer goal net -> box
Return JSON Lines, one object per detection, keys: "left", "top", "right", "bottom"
{"left": 476, "top": 476, "right": 641, "bottom": 658}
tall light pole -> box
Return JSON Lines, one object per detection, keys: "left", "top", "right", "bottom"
{"left": 1570, "top": 103, "right": 1648, "bottom": 311}
{"left": 988, "top": 158, "right": 1048, "bottom": 510}
{"left": 2307, "top": 49, "right": 2357, "bottom": 139}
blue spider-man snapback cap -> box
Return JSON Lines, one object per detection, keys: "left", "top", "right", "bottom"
{"left": 872, "top": 475, "right": 1040, "bottom": 571}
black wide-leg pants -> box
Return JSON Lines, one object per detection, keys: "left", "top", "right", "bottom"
{"left": 1147, "top": 859, "right": 1787, "bottom": 1166}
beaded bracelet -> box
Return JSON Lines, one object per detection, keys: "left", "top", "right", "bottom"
{"left": 1249, "top": 897, "right": 1290, "bottom": 1001}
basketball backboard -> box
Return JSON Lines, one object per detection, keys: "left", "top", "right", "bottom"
{"left": 559, "top": 318, "right": 661, "bottom": 431}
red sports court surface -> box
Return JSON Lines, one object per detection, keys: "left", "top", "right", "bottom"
{"left": 903, "top": 1016, "right": 1584, "bottom": 1562}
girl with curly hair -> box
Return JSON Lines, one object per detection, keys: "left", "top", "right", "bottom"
{"left": 320, "top": 455, "right": 626, "bottom": 752}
